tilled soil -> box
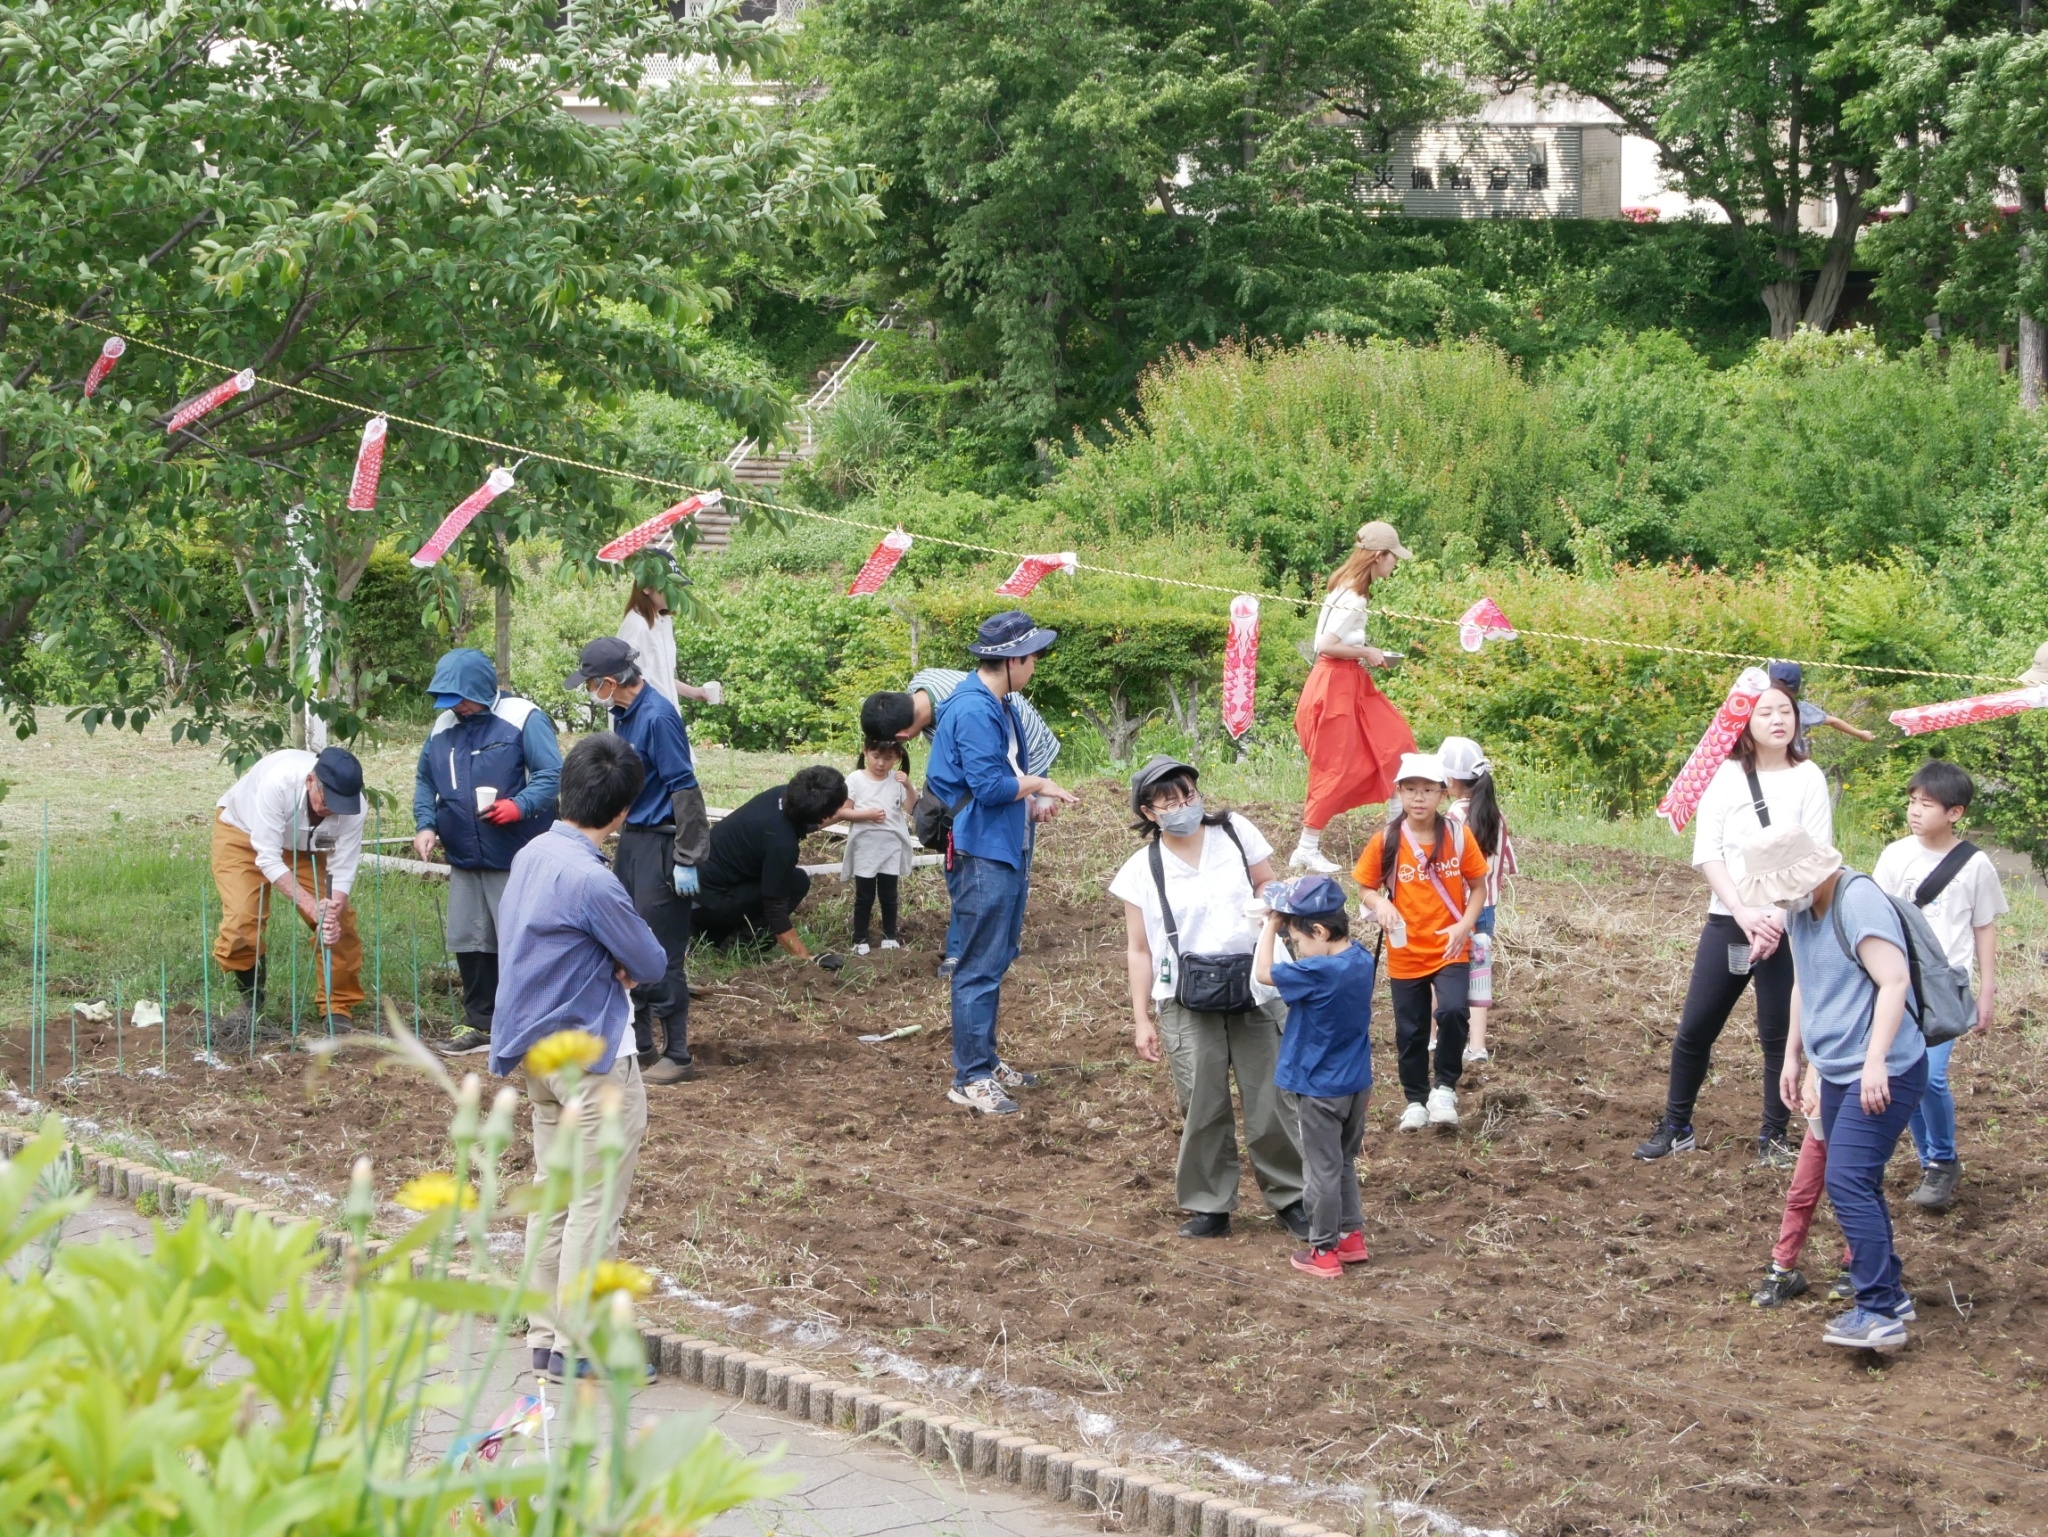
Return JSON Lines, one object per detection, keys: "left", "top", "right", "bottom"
{"left": 13, "top": 799, "right": 2048, "bottom": 1536}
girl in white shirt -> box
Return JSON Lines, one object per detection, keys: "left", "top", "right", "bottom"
{"left": 1635, "top": 684, "right": 1833, "bottom": 1166}
{"left": 1110, "top": 756, "right": 1307, "bottom": 1242}
{"left": 618, "top": 586, "right": 720, "bottom": 711}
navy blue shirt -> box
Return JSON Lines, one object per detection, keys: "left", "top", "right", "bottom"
{"left": 925, "top": 672, "right": 1028, "bottom": 867}
{"left": 611, "top": 684, "right": 698, "bottom": 827}
{"left": 1271, "top": 944, "right": 1376, "bottom": 1098}
{"left": 489, "top": 824, "right": 669, "bottom": 1078}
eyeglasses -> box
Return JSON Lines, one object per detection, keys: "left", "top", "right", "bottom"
{"left": 1147, "top": 791, "right": 1196, "bottom": 811}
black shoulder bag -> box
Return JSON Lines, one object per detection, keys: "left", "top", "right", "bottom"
{"left": 1743, "top": 763, "right": 1772, "bottom": 829}
{"left": 1149, "top": 819, "right": 1258, "bottom": 1015}
{"left": 1912, "top": 841, "right": 1979, "bottom": 909}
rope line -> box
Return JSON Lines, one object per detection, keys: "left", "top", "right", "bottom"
{"left": 3, "top": 290, "right": 2019, "bottom": 686}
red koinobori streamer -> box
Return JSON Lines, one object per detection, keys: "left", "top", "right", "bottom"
{"left": 163, "top": 367, "right": 255, "bottom": 435}
{"left": 411, "top": 467, "right": 517, "bottom": 568}
{"left": 1458, "top": 596, "right": 1517, "bottom": 653}
{"left": 347, "top": 416, "right": 388, "bottom": 511}
{"left": 596, "top": 490, "right": 723, "bottom": 563}
{"left": 1891, "top": 686, "right": 2048, "bottom": 736}
{"left": 1222, "top": 595, "right": 1260, "bottom": 739}
{"left": 1656, "top": 666, "right": 1769, "bottom": 833}
{"left": 995, "top": 551, "right": 1076, "bottom": 598}
{"left": 82, "top": 336, "right": 125, "bottom": 397}
{"left": 848, "top": 528, "right": 913, "bottom": 596}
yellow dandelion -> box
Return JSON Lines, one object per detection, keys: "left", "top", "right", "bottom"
{"left": 584, "top": 1260, "right": 654, "bottom": 1301}
{"left": 524, "top": 1030, "right": 605, "bottom": 1077}
{"left": 394, "top": 1171, "right": 478, "bottom": 1213}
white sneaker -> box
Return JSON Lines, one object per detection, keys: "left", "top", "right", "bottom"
{"left": 852, "top": 942, "right": 871, "bottom": 955}
{"left": 1398, "top": 1101, "right": 1429, "bottom": 1132}
{"left": 947, "top": 1078, "right": 1020, "bottom": 1116}
{"left": 1289, "top": 844, "right": 1340, "bottom": 874}
{"left": 879, "top": 938, "right": 902, "bottom": 950}
{"left": 1427, "top": 1085, "right": 1460, "bottom": 1127}
{"left": 1463, "top": 1046, "right": 1489, "bottom": 1064}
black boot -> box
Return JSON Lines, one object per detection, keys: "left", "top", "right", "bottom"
{"left": 217, "top": 962, "right": 266, "bottom": 1027}
{"left": 441, "top": 952, "right": 496, "bottom": 1054}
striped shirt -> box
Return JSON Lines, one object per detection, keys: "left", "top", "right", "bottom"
{"left": 909, "top": 667, "right": 1060, "bottom": 774}
{"left": 1450, "top": 798, "right": 1517, "bottom": 908}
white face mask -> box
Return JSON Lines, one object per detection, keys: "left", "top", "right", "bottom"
{"left": 588, "top": 683, "right": 617, "bottom": 711}
{"left": 1778, "top": 891, "right": 1815, "bottom": 915}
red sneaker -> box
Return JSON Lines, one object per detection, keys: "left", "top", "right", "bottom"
{"left": 1333, "top": 1230, "right": 1370, "bottom": 1266}
{"left": 1289, "top": 1246, "right": 1343, "bottom": 1278}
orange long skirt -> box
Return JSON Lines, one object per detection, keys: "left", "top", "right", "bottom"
{"left": 1293, "top": 657, "right": 1416, "bottom": 829}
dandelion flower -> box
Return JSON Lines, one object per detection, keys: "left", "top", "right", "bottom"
{"left": 524, "top": 1030, "right": 605, "bottom": 1077}
{"left": 584, "top": 1260, "right": 653, "bottom": 1300}
{"left": 395, "top": 1171, "right": 478, "bottom": 1212}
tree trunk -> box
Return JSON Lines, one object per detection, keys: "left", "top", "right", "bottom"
{"left": 493, "top": 530, "right": 513, "bottom": 684}
{"left": 2022, "top": 313, "right": 2046, "bottom": 413}
{"left": 1762, "top": 281, "right": 1805, "bottom": 340}
{"left": 1801, "top": 170, "right": 1864, "bottom": 333}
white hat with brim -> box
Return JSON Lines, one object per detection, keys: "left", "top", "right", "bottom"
{"left": 1394, "top": 751, "right": 1446, "bottom": 786}
{"left": 1736, "top": 825, "right": 1844, "bottom": 907}
{"left": 2021, "top": 641, "right": 2048, "bottom": 687}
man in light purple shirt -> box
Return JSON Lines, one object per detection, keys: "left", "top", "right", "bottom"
{"left": 490, "top": 733, "right": 667, "bottom": 1381}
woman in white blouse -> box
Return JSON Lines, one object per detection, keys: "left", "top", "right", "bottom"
{"left": 1288, "top": 521, "right": 1419, "bottom": 873}
{"left": 1634, "top": 682, "right": 1833, "bottom": 1166}
{"left": 1111, "top": 756, "right": 1308, "bottom": 1242}
{"left": 618, "top": 585, "right": 720, "bottom": 711}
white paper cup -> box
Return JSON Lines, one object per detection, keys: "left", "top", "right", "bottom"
{"left": 475, "top": 786, "right": 498, "bottom": 813}
{"left": 701, "top": 680, "right": 724, "bottom": 706}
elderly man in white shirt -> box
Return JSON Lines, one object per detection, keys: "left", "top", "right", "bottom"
{"left": 211, "top": 746, "right": 367, "bottom": 1037}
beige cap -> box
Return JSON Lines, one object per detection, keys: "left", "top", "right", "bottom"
{"left": 1735, "top": 825, "right": 1844, "bottom": 908}
{"left": 1355, "top": 521, "right": 1414, "bottom": 561}
{"left": 2021, "top": 641, "right": 2048, "bottom": 687}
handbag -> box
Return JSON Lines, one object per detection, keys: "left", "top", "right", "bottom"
{"left": 1148, "top": 820, "right": 1257, "bottom": 1015}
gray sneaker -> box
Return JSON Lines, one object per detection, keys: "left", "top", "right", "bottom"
{"left": 439, "top": 1026, "right": 492, "bottom": 1056}
{"left": 1908, "top": 1161, "right": 1961, "bottom": 1211}
{"left": 947, "top": 1078, "right": 1019, "bottom": 1116}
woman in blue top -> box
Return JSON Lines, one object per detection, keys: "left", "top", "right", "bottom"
{"left": 1740, "top": 824, "right": 1926, "bottom": 1355}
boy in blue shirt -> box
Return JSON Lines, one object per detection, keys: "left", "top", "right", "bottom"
{"left": 1255, "top": 874, "right": 1376, "bottom": 1278}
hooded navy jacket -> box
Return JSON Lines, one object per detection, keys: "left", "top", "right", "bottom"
{"left": 412, "top": 649, "right": 561, "bottom": 870}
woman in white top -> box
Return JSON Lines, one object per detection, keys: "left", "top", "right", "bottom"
{"left": 1635, "top": 683, "right": 1833, "bottom": 1165}
{"left": 1288, "top": 521, "right": 1419, "bottom": 873}
{"left": 1110, "top": 755, "right": 1308, "bottom": 1242}
{"left": 618, "top": 586, "right": 719, "bottom": 710}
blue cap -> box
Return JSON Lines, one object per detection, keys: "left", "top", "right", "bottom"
{"left": 967, "top": 609, "right": 1058, "bottom": 659}
{"left": 431, "top": 692, "right": 465, "bottom": 710}
{"left": 1767, "top": 660, "right": 1803, "bottom": 690}
{"left": 1267, "top": 874, "right": 1347, "bottom": 918}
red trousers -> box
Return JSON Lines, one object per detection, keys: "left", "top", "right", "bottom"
{"left": 1293, "top": 657, "right": 1415, "bottom": 830}
{"left": 1771, "top": 1131, "right": 1848, "bottom": 1270}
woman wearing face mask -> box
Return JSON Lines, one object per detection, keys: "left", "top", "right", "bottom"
{"left": 1635, "top": 681, "right": 1833, "bottom": 1167}
{"left": 1109, "top": 756, "right": 1309, "bottom": 1242}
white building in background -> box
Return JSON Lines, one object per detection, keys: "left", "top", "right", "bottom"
{"left": 1360, "top": 86, "right": 1762, "bottom": 225}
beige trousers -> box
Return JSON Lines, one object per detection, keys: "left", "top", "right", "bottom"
{"left": 522, "top": 1052, "right": 648, "bottom": 1355}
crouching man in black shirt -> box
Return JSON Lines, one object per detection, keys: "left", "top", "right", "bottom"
{"left": 693, "top": 766, "right": 849, "bottom": 970}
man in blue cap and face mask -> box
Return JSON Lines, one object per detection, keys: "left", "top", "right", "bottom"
{"left": 412, "top": 648, "right": 562, "bottom": 1055}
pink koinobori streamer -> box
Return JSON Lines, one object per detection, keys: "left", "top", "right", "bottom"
{"left": 163, "top": 367, "right": 255, "bottom": 435}
{"left": 347, "top": 417, "right": 388, "bottom": 511}
{"left": 847, "top": 528, "right": 914, "bottom": 596}
{"left": 411, "top": 467, "right": 516, "bottom": 568}
{"left": 1655, "top": 666, "right": 1770, "bottom": 834}
{"left": 995, "top": 551, "right": 1076, "bottom": 598}
{"left": 1890, "top": 686, "right": 2048, "bottom": 737}
{"left": 596, "top": 490, "right": 724, "bottom": 563}
{"left": 1222, "top": 595, "right": 1260, "bottom": 739}
{"left": 1458, "top": 595, "right": 1517, "bottom": 654}
{"left": 82, "top": 336, "right": 125, "bottom": 398}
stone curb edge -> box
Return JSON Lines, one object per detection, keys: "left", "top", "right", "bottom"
{"left": 1, "top": 1125, "right": 1341, "bottom": 1537}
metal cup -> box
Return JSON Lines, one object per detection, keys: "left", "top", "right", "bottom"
{"left": 475, "top": 785, "right": 498, "bottom": 814}
{"left": 1727, "top": 943, "right": 1753, "bottom": 976}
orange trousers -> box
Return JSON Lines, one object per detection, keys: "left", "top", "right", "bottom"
{"left": 210, "top": 815, "right": 365, "bottom": 1017}
{"left": 1293, "top": 657, "right": 1416, "bottom": 830}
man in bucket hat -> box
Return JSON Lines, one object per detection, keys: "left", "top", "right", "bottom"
{"left": 926, "top": 610, "right": 1080, "bottom": 1114}
{"left": 1739, "top": 824, "right": 1927, "bottom": 1354}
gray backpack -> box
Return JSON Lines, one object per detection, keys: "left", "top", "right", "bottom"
{"left": 1830, "top": 871, "right": 1975, "bottom": 1045}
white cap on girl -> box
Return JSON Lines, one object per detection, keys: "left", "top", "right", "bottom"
{"left": 1395, "top": 752, "right": 1447, "bottom": 785}
{"left": 1437, "top": 736, "right": 1490, "bottom": 781}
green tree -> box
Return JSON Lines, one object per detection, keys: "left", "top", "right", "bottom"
{"left": 804, "top": 0, "right": 1458, "bottom": 441}
{"left": 1493, "top": 0, "right": 1879, "bottom": 338}
{"left": 0, "top": 0, "right": 874, "bottom": 753}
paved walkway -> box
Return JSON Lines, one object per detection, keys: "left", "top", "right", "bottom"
{"left": 45, "top": 1199, "right": 1093, "bottom": 1537}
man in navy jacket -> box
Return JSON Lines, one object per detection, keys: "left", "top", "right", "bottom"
{"left": 412, "top": 649, "right": 561, "bottom": 1056}
{"left": 926, "top": 611, "right": 1079, "bottom": 1114}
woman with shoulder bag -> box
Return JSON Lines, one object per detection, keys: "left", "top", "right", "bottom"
{"left": 1110, "top": 756, "right": 1309, "bottom": 1241}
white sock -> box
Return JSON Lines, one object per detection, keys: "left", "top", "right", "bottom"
{"left": 1297, "top": 828, "right": 1322, "bottom": 853}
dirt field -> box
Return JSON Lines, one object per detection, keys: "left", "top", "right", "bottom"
{"left": 10, "top": 793, "right": 2048, "bottom": 1536}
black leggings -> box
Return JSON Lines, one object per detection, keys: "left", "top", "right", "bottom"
{"left": 853, "top": 873, "right": 899, "bottom": 944}
{"left": 1664, "top": 913, "right": 1794, "bottom": 1141}
{"left": 1390, "top": 964, "right": 1470, "bottom": 1103}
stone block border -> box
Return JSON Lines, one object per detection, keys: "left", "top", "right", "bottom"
{"left": 1, "top": 1126, "right": 1348, "bottom": 1537}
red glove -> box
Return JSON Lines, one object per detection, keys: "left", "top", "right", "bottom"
{"left": 482, "top": 798, "right": 523, "bottom": 825}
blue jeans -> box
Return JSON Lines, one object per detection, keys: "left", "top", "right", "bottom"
{"left": 948, "top": 853, "right": 1027, "bottom": 1086}
{"left": 947, "top": 820, "right": 1033, "bottom": 961}
{"left": 1907, "top": 1037, "right": 1957, "bottom": 1166}
{"left": 1820, "top": 1056, "right": 1928, "bottom": 1316}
